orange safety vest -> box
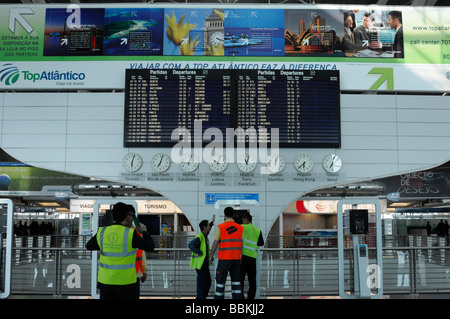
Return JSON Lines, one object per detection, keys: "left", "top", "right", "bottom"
{"left": 135, "top": 229, "right": 144, "bottom": 274}
{"left": 218, "top": 221, "right": 243, "bottom": 260}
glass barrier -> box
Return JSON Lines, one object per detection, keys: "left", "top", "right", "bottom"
{"left": 0, "top": 200, "right": 13, "bottom": 299}
{"left": 5, "top": 235, "right": 450, "bottom": 298}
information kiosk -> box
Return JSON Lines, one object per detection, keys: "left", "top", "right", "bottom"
{"left": 337, "top": 199, "right": 383, "bottom": 299}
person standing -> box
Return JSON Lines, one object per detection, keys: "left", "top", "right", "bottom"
{"left": 388, "top": 10, "right": 403, "bottom": 58}
{"left": 188, "top": 215, "right": 215, "bottom": 299}
{"left": 240, "top": 212, "right": 264, "bottom": 299}
{"left": 122, "top": 204, "right": 149, "bottom": 299}
{"left": 86, "top": 202, "right": 154, "bottom": 299}
{"left": 344, "top": 11, "right": 357, "bottom": 54}
{"left": 354, "top": 12, "right": 374, "bottom": 47}
{"left": 437, "top": 219, "right": 446, "bottom": 237}
{"left": 210, "top": 207, "right": 243, "bottom": 299}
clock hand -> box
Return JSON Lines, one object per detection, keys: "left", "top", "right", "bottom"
{"left": 329, "top": 155, "right": 335, "bottom": 169}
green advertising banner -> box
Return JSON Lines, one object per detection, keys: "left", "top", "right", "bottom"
{"left": 0, "top": 163, "right": 89, "bottom": 196}
{"left": 1, "top": 7, "right": 45, "bottom": 63}
{"left": 0, "top": 4, "right": 449, "bottom": 91}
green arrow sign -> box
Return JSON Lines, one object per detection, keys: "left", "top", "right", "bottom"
{"left": 368, "top": 67, "right": 394, "bottom": 90}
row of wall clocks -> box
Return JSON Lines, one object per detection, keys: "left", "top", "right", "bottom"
{"left": 123, "top": 153, "right": 342, "bottom": 174}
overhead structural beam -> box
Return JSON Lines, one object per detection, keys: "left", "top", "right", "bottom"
{"left": 21, "top": 0, "right": 45, "bottom": 3}
{"left": 411, "top": 0, "right": 438, "bottom": 5}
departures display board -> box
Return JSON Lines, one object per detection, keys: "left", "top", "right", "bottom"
{"left": 124, "top": 68, "right": 340, "bottom": 148}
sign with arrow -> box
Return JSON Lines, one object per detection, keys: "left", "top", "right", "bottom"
{"left": 0, "top": 7, "right": 42, "bottom": 62}
{"left": 8, "top": 8, "right": 34, "bottom": 34}
{"left": 368, "top": 67, "right": 394, "bottom": 90}
{"left": 0, "top": 4, "right": 448, "bottom": 92}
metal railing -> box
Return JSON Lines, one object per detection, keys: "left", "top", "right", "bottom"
{"left": 5, "top": 243, "right": 450, "bottom": 298}
{"left": 3, "top": 234, "right": 450, "bottom": 298}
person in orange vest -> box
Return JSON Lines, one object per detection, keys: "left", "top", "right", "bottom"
{"left": 209, "top": 207, "right": 243, "bottom": 299}
{"left": 122, "top": 204, "right": 149, "bottom": 298}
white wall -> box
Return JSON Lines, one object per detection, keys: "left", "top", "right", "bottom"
{"left": 1, "top": 92, "right": 449, "bottom": 236}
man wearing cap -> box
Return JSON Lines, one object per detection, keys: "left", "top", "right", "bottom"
{"left": 86, "top": 202, "right": 154, "bottom": 299}
{"left": 188, "top": 215, "right": 215, "bottom": 299}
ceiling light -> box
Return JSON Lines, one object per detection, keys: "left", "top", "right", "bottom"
{"left": 389, "top": 202, "right": 411, "bottom": 207}
{"left": 37, "top": 202, "right": 61, "bottom": 207}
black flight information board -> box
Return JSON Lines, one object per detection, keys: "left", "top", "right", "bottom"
{"left": 124, "top": 69, "right": 340, "bottom": 148}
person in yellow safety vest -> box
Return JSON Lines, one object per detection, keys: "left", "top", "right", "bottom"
{"left": 188, "top": 214, "right": 215, "bottom": 299}
{"left": 86, "top": 202, "right": 154, "bottom": 299}
{"left": 122, "top": 204, "right": 149, "bottom": 299}
{"left": 210, "top": 207, "right": 243, "bottom": 299}
{"left": 240, "top": 212, "right": 264, "bottom": 299}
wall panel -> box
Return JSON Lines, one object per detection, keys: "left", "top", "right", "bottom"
{"left": 0, "top": 92, "right": 449, "bottom": 239}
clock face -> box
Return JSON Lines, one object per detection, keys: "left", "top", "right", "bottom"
{"left": 151, "top": 153, "right": 171, "bottom": 172}
{"left": 179, "top": 153, "right": 199, "bottom": 172}
{"left": 294, "top": 154, "right": 314, "bottom": 173}
{"left": 237, "top": 154, "right": 257, "bottom": 173}
{"left": 208, "top": 154, "right": 228, "bottom": 172}
{"left": 266, "top": 155, "right": 286, "bottom": 173}
{"left": 322, "top": 154, "right": 342, "bottom": 173}
{"left": 210, "top": 32, "right": 224, "bottom": 47}
{"left": 123, "top": 153, "right": 143, "bottom": 172}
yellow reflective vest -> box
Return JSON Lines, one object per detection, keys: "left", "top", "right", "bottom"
{"left": 96, "top": 225, "right": 137, "bottom": 285}
{"left": 190, "top": 232, "right": 210, "bottom": 270}
{"left": 242, "top": 223, "right": 260, "bottom": 259}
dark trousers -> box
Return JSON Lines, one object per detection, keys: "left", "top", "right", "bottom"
{"left": 98, "top": 282, "right": 138, "bottom": 299}
{"left": 196, "top": 261, "right": 212, "bottom": 299}
{"left": 215, "top": 259, "right": 242, "bottom": 299}
{"left": 240, "top": 255, "right": 257, "bottom": 299}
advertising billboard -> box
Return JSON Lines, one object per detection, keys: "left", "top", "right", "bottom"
{"left": 0, "top": 4, "right": 449, "bottom": 91}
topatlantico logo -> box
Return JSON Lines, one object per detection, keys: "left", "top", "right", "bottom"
{"left": 0, "top": 63, "right": 87, "bottom": 87}
{"left": 0, "top": 63, "right": 20, "bottom": 85}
